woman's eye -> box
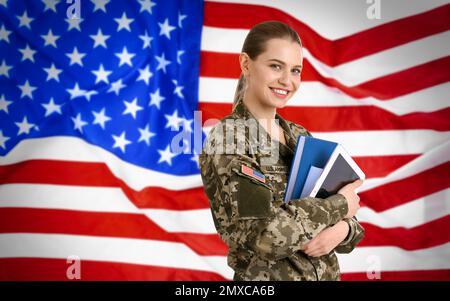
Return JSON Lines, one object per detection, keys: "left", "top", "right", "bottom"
{"left": 292, "top": 69, "right": 301, "bottom": 75}
{"left": 270, "top": 64, "right": 281, "bottom": 70}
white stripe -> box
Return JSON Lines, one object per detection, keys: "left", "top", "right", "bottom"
{"left": 337, "top": 243, "right": 450, "bottom": 273}
{"left": 143, "top": 209, "right": 217, "bottom": 234}
{"left": 0, "top": 233, "right": 234, "bottom": 279}
{"left": 206, "top": 0, "right": 448, "bottom": 40}
{"left": 202, "top": 27, "right": 449, "bottom": 86}
{"left": 357, "top": 189, "right": 450, "bottom": 228}
{"left": 0, "top": 136, "right": 202, "bottom": 191}
{"left": 199, "top": 78, "right": 450, "bottom": 115}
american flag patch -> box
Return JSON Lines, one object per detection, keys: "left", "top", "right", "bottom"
{"left": 241, "top": 164, "right": 266, "bottom": 183}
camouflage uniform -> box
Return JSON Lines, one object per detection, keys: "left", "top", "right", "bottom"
{"left": 199, "top": 98, "right": 364, "bottom": 281}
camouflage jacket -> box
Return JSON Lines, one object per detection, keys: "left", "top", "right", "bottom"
{"left": 199, "top": 99, "right": 364, "bottom": 281}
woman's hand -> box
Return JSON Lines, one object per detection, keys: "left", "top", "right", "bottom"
{"left": 338, "top": 179, "right": 363, "bottom": 219}
{"left": 302, "top": 221, "right": 350, "bottom": 257}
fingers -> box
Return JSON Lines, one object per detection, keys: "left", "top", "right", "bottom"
{"left": 351, "top": 179, "right": 363, "bottom": 188}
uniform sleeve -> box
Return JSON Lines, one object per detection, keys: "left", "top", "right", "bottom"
{"left": 200, "top": 151, "right": 349, "bottom": 262}
{"left": 334, "top": 217, "right": 365, "bottom": 253}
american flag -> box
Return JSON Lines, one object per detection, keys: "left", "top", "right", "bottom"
{"left": 0, "top": 0, "right": 449, "bottom": 281}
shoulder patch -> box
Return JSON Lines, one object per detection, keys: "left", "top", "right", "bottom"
{"left": 241, "top": 164, "right": 266, "bottom": 183}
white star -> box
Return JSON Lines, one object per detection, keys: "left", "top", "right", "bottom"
{"left": 115, "top": 47, "right": 135, "bottom": 67}
{"left": 43, "top": 63, "right": 62, "bottom": 82}
{"left": 0, "top": 25, "right": 11, "bottom": 43}
{"left": 15, "top": 116, "right": 35, "bottom": 135}
{"left": 91, "top": 0, "right": 110, "bottom": 12}
{"left": 71, "top": 113, "right": 88, "bottom": 133}
{"left": 0, "top": 130, "right": 9, "bottom": 149}
{"left": 149, "top": 88, "right": 165, "bottom": 109}
{"left": 17, "top": 11, "right": 34, "bottom": 29}
{"left": 90, "top": 28, "right": 109, "bottom": 48}
{"left": 172, "top": 80, "right": 184, "bottom": 99}
{"left": 67, "top": 83, "right": 86, "bottom": 99}
{"left": 66, "top": 47, "right": 86, "bottom": 66}
{"left": 177, "top": 50, "right": 185, "bottom": 64}
{"left": 42, "top": 0, "right": 59, "bottom": 13}
{"left": 178, "top": 11, "right": 187, "bottom": 28}
{"left": 112, "top": 131, "right": 131, "bottom": 153}
{"left": 108, "top": 79, "right": 126, "bottom": 95}
{"left": 92, "top": 64, "right": 111, "bottom": 84}
{"left": 41, "top": 98, "right": 62, "bottom": 116}
{"left": 139, "top": 30, "right": 153, "bottom": 49}
{"left": 138, "top": 0, "right": 156, "bottom": 13}
{"left": 19, "top": 44, "right": 36, "bottom": 62}
{"left": 155, "top": 52, "right": 171, "bottom": 73}
{"left": 92, "top": 108, "right": 111, "bottom": 129}
{"left": 0, "top": 60, "right": 12, "bottom": 77}
{"left": 0, "top": 94, "right": 12, "bottom": 113}
{"left": 18, "top": 80, "right": 36, "bottom": 99}
{"left": 114, "top": 12, "right": 134, "bottom": 32}
{"left": 138, "top": 124, "right": 155, "bottom": 146}
{"left": 158, "top": 18, "right": 176, "bottom": 40}
{"left": 123, "top": 98, "right": 143, "bottom": 119}
{"left": 0, "top": 0, "right": 7, "bottom": 8}
{"left": 65, "top": 17, "right": 83, "bottom": 31}
{"left": 180, "top": 118, "right": 193, "bottom": 133}
{"left": 83, "top": 90, "right": 98, "bottom": 101}
{"left": 164, "top": 110, "right": 183, "bottom": 131}
{"left": 137, "top": 65, "right": 153, "bottom": 85}
{"left": 157, "top": 145, "right": 178, "bottom": 166}
{"left": 41, "top": 29, "right": 60, "bottom": 47}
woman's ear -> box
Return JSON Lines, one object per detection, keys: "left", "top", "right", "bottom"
{"left": 239, "top": 52, "right": 250, "bottom": 76}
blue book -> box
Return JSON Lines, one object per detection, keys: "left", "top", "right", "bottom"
{"left": 284, "top": 136, "right": 338, "bottom": 202}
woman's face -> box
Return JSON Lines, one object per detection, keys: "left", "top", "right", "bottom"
{"left": 242, "top": 38, "right": 303, "bottom": 109}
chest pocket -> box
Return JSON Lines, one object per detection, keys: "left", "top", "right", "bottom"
{"left": 260, "top": 165, "right": 289, "bottom": 201}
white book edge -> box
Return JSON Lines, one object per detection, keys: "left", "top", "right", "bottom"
{"left": 284, "top": 136, "right": 306, "bottom": 202}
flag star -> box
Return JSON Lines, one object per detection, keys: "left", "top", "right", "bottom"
{"left": 83, "top": 90, "right": 98, "bottom": 101}
{"left": 67, "top": 83, "right": 87, "bottom": 99}
{"left": 149, "top": 88, "right": 165, "bottom": 109}
{"left": 0, "top": 0, "right": 7, "bottom": 7}
{"left": 65, "top": 17, "right": 83, "bottom": 31}
{"left": 114, "top": 12, "right": 134, "bottom": 32}
{"left": 138, "top": 124, "right": 155, "bottom": 146}
{"left": 172, "top": 80, "right": 184, "bottom": 99}
{"left": 41, "top": 98, "right": 62, "bottom": 116}
{"left": 157, "top": 145, "right": 178, "bottom": 166}
{"left": 0, "top": 94, "right": 12, "bottom": 113}
{"left": 164, "top": 110, "right": 183, "bottom": 131}
{"left": 155, "top": 52, "right": 171, "bottom": 73}
{"left": 41, "top": 29, "right": 60, "bottom": 47}
{"left": 115, "top": 47, "right": 135, "bottom": 67}
{"left": 71, "top": 113, "right": 88, "bottom": 133}
{"left": 0, "top": 25, "right": 11, "bottom": 43}
{"left": 91, "top": 0, "right": 110, "bottom": 12}
{"left": 15, "top": 116, "right": 35, "bottom": 135}
{"left": 92, "top": 64, "right": 111, "bottom": 84}
{"left": 138, "top": 0, "right": 156, "bottom": 13}
{"left": 18, "top": 80, "right": 36, "bottom": 99}
{"left": 180, "top": 118, "right": 193, "bottom": 133}
{"left": 158, "top": 18, "right": 176, "bottom": 40}
{"left": 17, "top": 11, "right": 34, "bottom": 29}
{"left": 42, "top": 0, "right": 59, "bottom": 12}
{"left": 19, "top": 44, "right": 36, "bottom": 62}
{"left": 108, "top": 79, "right": 126, "bottom": 95}
{"left": 90, "top": 28, "right": 110, "bottom": 48}
{"left": 0, "top": 130, "right": 10, "bottom": 149}
{"left": 43, "top": 63, "right": 62, "bottom": 82}
{"left": 178, "top": 11, "right": 187, "bottom": 28}
{"left": 0, "top": 60, "right": 12, "bottom": 77}
{"left": 92, "top": 108, "right": 111, "bottom": 129}
{"left": 112, "top": 131, "right": 131, "bottom": 153}
{"left": 137, "top": 65, "right": 153, "bottom": 85}
{"left": 66, "top": 47, "right": 86, "bottom": 66}
{"left": 177, "top": 50, "right": 185, "bottom": 64}
{"left": 139, "top": 30, "right": 153, "bottom": 49}
{"left": 123, "top": 98, "right": 143, "bottom": 119}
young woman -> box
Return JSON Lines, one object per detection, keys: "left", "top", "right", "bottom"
{"left": 199, "top": 21, "right": 364, "bottom": 281}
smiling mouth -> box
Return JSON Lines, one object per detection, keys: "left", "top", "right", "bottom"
{"left": 270, "top": 87, "right": 290, "bottom": 98}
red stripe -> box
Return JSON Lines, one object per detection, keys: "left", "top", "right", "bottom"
{"left": 0, "top": 258, "right": 228, "bottom": 281}
{"left": 0, "top": 208, "right": 228, "bottom": 256}
{"left": 200, "top": 51, "right": 450, "bottom": 100}
{"left": 198, "top": 102, "right": 450, "bottom": 131}
{"left": 360, "top": 162, "right": 450, "bottom": 212}
{"left": 359, "top": 216, "right": 450, "bottom": 250}
{"left": 204, "top": 2, "right": 450, "bottom": 66}
{"left": 342, "top": 269, "right": 450, "bottom": 281}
